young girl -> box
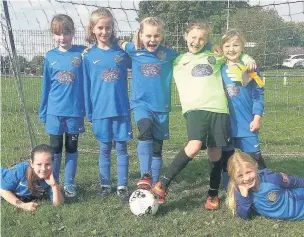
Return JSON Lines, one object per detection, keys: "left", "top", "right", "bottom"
{"left": 226, "top": 152, "right": 304, "bottom": 220}
{"left": 220, "top": 29, "right": 267, "bottom": 190}
{"left": 39, "top": 14, "right": 85, "bottom": 198}
{"left": 1, "top": 144, "right": 64, "bottom": 211}
{"left": 83, "top": 8, "right": 132, "bottom": 203}
{"left": 152, "top": 20, "right": 255, "bottom": 209}
{"left": 116, "top": 17, "right": 180, "bottom": 189}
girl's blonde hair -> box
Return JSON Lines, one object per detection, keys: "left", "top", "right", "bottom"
{"left": 86, "top": 8, "right": 115, "bottom": 44}
{"left": 221, "top": 28, "right": 245, "bottom": 48}
{"left": 226, "top": 151, "right": 258, "bottom": 216}
{"left": 27, "top": 144, "right": 53, "bottom": 196}
{"left": 133, "top": 17, "right": 165, "bottom": 50}
{"left": 184, "top": 20, "right": 210, "bottom": 35}
{"left": 51, "top": 14, "right": 74, "bottom": 35}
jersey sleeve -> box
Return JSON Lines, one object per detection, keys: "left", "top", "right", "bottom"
{"left": 235, "top": 190, "right": 254, "bottom": 220}
{"left": 39, "top": 56, "right": 51, "bottom": 123}
{"left": 82, "top": 55, "right": 93, "bottom": 122}
{"left": 1, "top": 163, "right": 27, "bottom": 191}
{"left": 125, "top": 42, "right": 135, "bottom": 54}
{"left": 276, "top": 172, "right": 304, "bottom": 188}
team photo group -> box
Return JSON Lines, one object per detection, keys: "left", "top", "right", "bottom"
{"left": 1, "top": 7, "right": 304, "bottom": 222}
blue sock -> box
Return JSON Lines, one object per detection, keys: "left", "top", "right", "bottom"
{"left": 222, "top": 171, "right": 229, "bottom": 191}
{"left": 151, "top": 156, "right": 163, "bottom": 186}
{"left": 137, "top": 140, "right": 153, "bottom": 177}
{"left": 52, "top": 153, "right": 62, "bottom": 183}
{"left": 64, "top": 152, "right": 78, "bottom": 186}
{"left": 99, "top": 142, "right": 112, "bottom": 186}
{"left": 115, "top": 141, "right": 129, "bottom": 188}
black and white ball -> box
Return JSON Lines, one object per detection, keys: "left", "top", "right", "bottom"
{"left": 129, "top": 189, "right": 159, "bottom": 216}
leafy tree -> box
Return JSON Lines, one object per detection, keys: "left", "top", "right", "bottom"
{"left": 17, "top": 56, "right": 30, "bottom": 73}
{"left": 228, "top": 7, "right": 303, "bottom": 68}
{"left": 30, "top": 55, "right": 44, "bottom": 76}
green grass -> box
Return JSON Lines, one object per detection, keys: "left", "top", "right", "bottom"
{"left": 1, "top": 70, "right": 304, "bottom": 236}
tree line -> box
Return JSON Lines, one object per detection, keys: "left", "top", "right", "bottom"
{"left": 2, "top": 1, "right": 303, "bottom": 75}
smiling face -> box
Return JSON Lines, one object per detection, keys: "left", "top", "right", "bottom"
{"left": 222, "top": 35, "right": 244, "bottom": 64}
{"left": 93, "top": 16, "right": 113, "bottom": 46}
{"left": 234, "top": 164, "right": 258, "bottom": 189}
{"left": 30, "top": 152, "right": 53, "bottom": 179}
{"left": 140, "top": 25, "right": 163, "bottom": 52}
{"left": 184, "top": 28, "right": 208, "bottom": 54}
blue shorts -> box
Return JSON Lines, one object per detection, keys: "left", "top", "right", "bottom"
{"left": 133, "top": 107, "right": 169, "bottom": 140}
{"left": 223, "top": 136, "right": 260, "bottom": 153}
{"left": 92, "top": 116, "right": 132, "bottom": 142}
{"left": 45, "top": 115, "right": 85, "bottom": 135}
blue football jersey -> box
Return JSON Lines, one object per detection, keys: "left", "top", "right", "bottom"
{"left": 83, "top": 44, "right": 131, "bottom": 121}
{"left": 125, "top": 42, "right": 179, "bottom": 112}
{"left": 236, "top": 169, "right": 304, "bottom": 220}
{"left": 1, "top": 161, "right": 53, "bottom": 201}
{"left": 222, "top": 64, "right": 264, "bottom": 138}
{"left": 39, "top": 45, "right": 86, "bottom": 123}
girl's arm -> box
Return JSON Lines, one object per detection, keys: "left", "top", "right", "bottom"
{"left": 39, "top": 57, "right": 51, "bottom": 123}
{"left": 44, "top": 172, "right": 64, "bottom": 206}
{"left": 235, "top": 186, "right": 255, "bottom": 220}
{"left": 277, "top": 172, "right": 304, "bottom": 188}
{"left": 0, "top": 189, "right": 39, "bottom": 211}
{"left": 250, "top": 77, "right": 264, "bottom": 132}
{"left": 82, "top": 56, "right": 93, "bottom": 122}
{"left": 117, "top": 39, "right": 128, "bottom": 51}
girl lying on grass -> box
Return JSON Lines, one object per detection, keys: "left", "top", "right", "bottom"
{"left": 226, "top": 151, "right": 304, "bottom": 220}
{"left": 1, "top": 144, "right": 64, "bottom": 211}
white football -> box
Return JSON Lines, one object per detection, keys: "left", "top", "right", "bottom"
{"left": 129, "top": 189, "right": 159, "bottom": 216}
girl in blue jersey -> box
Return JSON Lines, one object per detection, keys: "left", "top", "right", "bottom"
{"left": 1, "top": 144, "right": 64, "bottom": 211}
{"left": 118, "top": 17, "right": 180, "bottom": 189}
{"left": 39, "top": 14, "right": 85, "bottom": 198}
{"left": 220, "top": 29, "right": 267, "bottom": 190}
{"left": 83, "top": 8, "right": 132, "bottom": 203}
{"left": 227, "top": 152, "right": 304, "bottom": 220}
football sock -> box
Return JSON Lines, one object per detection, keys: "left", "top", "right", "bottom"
{"left": 137, "top": 140, "right": 153, "bottom": 177}
{"left": 161, "top": 149, "right": 191, "bottom": 188}
{"left": 208, "top": 159, "right": 223, "bottom": 197}
{"left": 221, "top": 149, "right": 235, "bottom": 191}
{"left": 52, "top": 153, "right": 62, "bottom": 183}
{"left": 64, "top": 152, "right": 78, "bottom": 185}
{"left": 151, "top": 156, "right": 163, "bottom": 186}
{"left": 115, "top": 141, "right": 129, "bottom": 187}
{"left": 99, "top": 142, "right": 112, "bottom": 186}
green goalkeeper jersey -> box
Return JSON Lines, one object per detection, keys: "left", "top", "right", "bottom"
{"left": 173, "top": 50, "right": 228, "bottom": 114}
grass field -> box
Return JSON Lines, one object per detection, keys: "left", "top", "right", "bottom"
{"left": 1, "top": 70, "right": 304, "bottom": 236}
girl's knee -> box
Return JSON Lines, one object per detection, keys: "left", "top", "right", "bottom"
{"left": 185, "top": 140, "right": 202, "bottom": 157}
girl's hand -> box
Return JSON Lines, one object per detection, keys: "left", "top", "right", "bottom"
{"left": 23, "top": 202, "right": 39, "bottom": 212}
{"left": 250, "top": 115, "right": 262, "bottom": 132}
{"left": 246, "top": 62, "right": 257, "bottom": 72}
{"left": 44, "top": 171, "right": 57, "bottom": 187}
{"left": 211, "top": 44, "right": 223, "bottom": 56}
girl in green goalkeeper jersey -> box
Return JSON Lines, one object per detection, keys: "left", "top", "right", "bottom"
{"left": 152, "top": 20, "right": 256, "bottom": 210}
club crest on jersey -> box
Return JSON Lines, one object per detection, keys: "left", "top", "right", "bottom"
{"left": 101, "top": 69, "right": 120, "bottom": 82}
{"left": 57, "top": 71, "right": 75, "bottom": 84}
{"left": 141, "top": 64, "right": 161, "bottom": 77}
{"left": 207, "top": 56, "right": 216, "bottom": 65}
{"left": 225, "top": 84, "right": 240, "bottom": 98}
{"left": 191, "top": 64, "right": 213, "bottom": 77}
{"left": 72, "top": 56, "right": 81, "bottom": 67}
{"left": 157, "top": 51, "right": 167, "bottom": 60}
{"left": 114, "top": 55, "right": 123, "bottom": 64}
{"left": 267, "top": 191, "right": 279, "bottom": 203}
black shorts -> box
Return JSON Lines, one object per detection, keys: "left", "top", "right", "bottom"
{"left": 185, "top": 110, "right": 231, "bottom": 147}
